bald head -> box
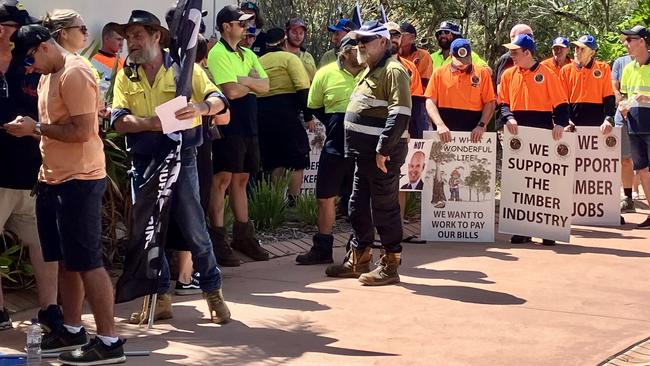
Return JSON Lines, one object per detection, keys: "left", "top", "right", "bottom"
{"left": 510, "top": 24, "right": 533, "bottom": 41}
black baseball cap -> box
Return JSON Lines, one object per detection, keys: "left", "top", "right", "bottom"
{"left": 10, "top": 24, "right": 51, "bottom": 60}
{"left": 216, "top": 5, "right": 253, "bottom": 30}
{"left": 621, "top": 25, "right": 649, "bottom": 40}
{"left": 0, "top": 1, "right": 38, "bottom": 26}
{"left": 400, "top": 22, "right": 417, "bottom": 35}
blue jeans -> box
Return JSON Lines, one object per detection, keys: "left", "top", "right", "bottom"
{"left": 131, "top": 148, "right": 222, "bottom": 294}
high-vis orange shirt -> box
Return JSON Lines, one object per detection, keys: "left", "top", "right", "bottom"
{"left": 540, "top": 57, "right": 571, "bottom": 76}
{"left": 498, "top": 62, "right": 570, "bottom": 128}
{"left": 560, "top": 60, "right": 616, "bottom": 126}
{"left": 403, "top": 47, "right": 433, "bottom": 83}
{"left": 425, "top": 64, "right": 495, "bottom": 131}
{"left": 398, "top": 56, "right": 424, "bottom": 96}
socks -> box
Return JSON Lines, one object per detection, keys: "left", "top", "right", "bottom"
{"left": 63, "top": 324, "right": 82, "bottom": 334}
{"left": 624, "top": 188, "right": 632, "bottom": 199}
{"left": 96, "top": 334, "right": 119, "bottom": 346}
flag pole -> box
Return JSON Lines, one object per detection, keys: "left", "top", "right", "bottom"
{"left": 148, "top": 293, "right": 157, "bottom": 329}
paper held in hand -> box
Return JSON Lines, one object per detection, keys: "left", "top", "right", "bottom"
{"left": 155, "top": 96, "right": 195, "bottom": 134}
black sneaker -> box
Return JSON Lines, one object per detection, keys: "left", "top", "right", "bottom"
{"left": 175, "top": 272, "right": 202, "bottom": 295}
{"left": 620, "top": 197, "right": 636, "bottom": 213}
{"left": 542, "top": 239, "right": 556, "bottom": 246}
{"left": 637, "top": 216, "right": 650, "bottom": 229}
{"left": 0, "top": 307, "right": 12, "bottom": 330}
{"left": 38, "top": 304, "right": 63, "bottom": 333}
{"left": 58, "top": 337, "right": 126, "bottom": 365}
{"left": 42, "top": 327, "right": 88, "bottom": 352}
{"left": 510, "top": 235, "right": 532, "bottom": 244}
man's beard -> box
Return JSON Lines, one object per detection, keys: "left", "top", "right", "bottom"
{"left": 287, "top": 38, "right": 302, "bottom": 48}
{"left": 437, "top": 37, "right": 451, "bottom": 50}
{"left": 129, "top": 45, "right": 156, "bottom": 64}
{"left": 357, "top": 47, "right": 369, "bottom": 64}
{"left": 390, "top": 42, "right": 399, "bottom": 55}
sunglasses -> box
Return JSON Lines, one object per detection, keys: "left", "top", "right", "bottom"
{"left": 623, "top": 36, "right": 641, "bottom": 43}
{"left": 389, "top": 31, "right": 402, "bottom": 38}
{"left": 436, "top": 30, "right": 452, "bottom": 36}
{"left": 23, "top": 47, "right": 38, "bottom": 68}
{"left": 65, "top": 25, "right": 88, "bottom": 35}
{"left": 358, "top": 35, "right": 380, "bottom": 44}
{"left": 229, "top": 20, "right": 246, "bottom": 28}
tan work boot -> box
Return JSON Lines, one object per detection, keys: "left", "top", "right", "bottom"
{"left": 325, "top": 247, "right": 372, "bottom": 278}
{"left": 129, "top": 293, "right": 173, "bottom": 324}
{"left": 203, "top": 288, "right": 231, "bottom": 324}
{"left": 358, "top": 251, "right": 401, "bottom": 286}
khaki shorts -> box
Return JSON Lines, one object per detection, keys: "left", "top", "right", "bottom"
{"left": 0, "top": 187, "right": 40, "bottom": 248}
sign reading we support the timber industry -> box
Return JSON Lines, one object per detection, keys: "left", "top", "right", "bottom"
{"left": 301, "top": 122, "right": 326, "bottom": 194}
{"left": 499, "top": 126, "right": 576, "bottom": 242}
{"left": 572, "top": 126, "right": 621, "bottom": 226}
{"left": 421, "top": 131, "right": 497, "bottom": 242}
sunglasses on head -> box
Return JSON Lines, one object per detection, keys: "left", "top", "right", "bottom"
{"left": 358, "top": 35, "right": 380, "bottom": 44}
{"left": 65, "top": 25, "right": 88, "bottom": 35}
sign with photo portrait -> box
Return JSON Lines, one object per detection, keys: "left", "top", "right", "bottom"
{"left": 400, "top": 139, "right": 434, "bottom": 192}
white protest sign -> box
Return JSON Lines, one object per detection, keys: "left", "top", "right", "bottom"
{"left": 499, "top": 126, "right": 576, "bottom": 242}
{"left": 400, "top": 139, "right": 434, "bottom": 192}
{"left": 421, "top": 131, "right": 497, "bottom": 242}
{"left": 301, "top": 121, "right": 326, "bottom": 195}
{"left": 572, "top": 126, "right": 621, "bottom": 226}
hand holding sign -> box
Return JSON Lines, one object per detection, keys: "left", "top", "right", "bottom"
{"left": 506, "top": 118, "right": 518, "bottom": 135}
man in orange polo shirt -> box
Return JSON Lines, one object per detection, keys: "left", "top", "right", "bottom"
{"left": 90, "top": 22, "right": 124, "bottom": 95}
{"left": 398, "top": 22, "right": 433, "bottom": 87}
{"left": 425, "top": 38, "right": 495, "bottom": 143}
{"left": 498, "top": 34, "right": 570, "bottom": 245}
{"left": 540, "top": 37, "right": 572, "bottom": 76}
{"left": 560, "top": 34, "right": 615, "bottom": 132}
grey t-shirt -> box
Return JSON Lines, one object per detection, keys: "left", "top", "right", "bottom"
{"left": 612, "top": 55, "right": 633, "bottom": 126}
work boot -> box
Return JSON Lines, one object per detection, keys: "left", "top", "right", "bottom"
{"left": 510, "top": 235, "right": 532, "bottom": 244}
{"left": 296, "top": 234, "right": 334, "bottom": 265}
{"left": 620, "top": 197, "right": 636, "bottom": 213}
{"left": 203, "top": 288, "right": 231, "bottom": 324}
{"left": 231, "top": 221, "right": 269, "bottom": 261}
{"left": 325, "top": 247, "right": 372, "bottom": 278}
{"left": 358, "top": 251, "right": 401, "bottom": 286}
{"left": 209, "top": 226, "right": 241, "bottom": 267}
{"left": 129, "top": 293, "right": 173, "bottom": 324}
{"left": 542, "top": 239, "right": 556, "bottom": 246}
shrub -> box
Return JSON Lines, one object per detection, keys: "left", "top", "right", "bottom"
{"left": 404, "top": 192, "right": 421, "bottom": 220}
{"left": 249, "top": 174, "right": 289, "bottom": 231}
{"left": 295, "top": 193, "right": 318, "bottom": 227}
{"left": 0, "top": 231, "right": 34, "bottom": 290}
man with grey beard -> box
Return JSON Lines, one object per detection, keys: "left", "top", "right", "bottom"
{"left": 111, "top": 10, "right": 231, "bottom": 325}
{"left": 325, "top": 21, "right": 411, "bottom": 286}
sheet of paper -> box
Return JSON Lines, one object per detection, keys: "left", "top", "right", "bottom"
{"left": 155, "top": 96, "right": 195, "bottom": 134}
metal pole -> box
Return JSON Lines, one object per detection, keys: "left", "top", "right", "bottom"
{"left": 148, "top": 293, "right": 158, "bottom": 329}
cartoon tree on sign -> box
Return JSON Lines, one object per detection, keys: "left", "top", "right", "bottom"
{"left": 427, "top": 141, "right": 456, "bottom": 204}
{"left": 465, "top": 158, "right": 492, "bottom": 202}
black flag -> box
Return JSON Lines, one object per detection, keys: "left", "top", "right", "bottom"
{"left": 351, "top": 1, "right": 363, "bottom": 29}
{"left": 115, "top": 0, "right": 202, "bottom": 304}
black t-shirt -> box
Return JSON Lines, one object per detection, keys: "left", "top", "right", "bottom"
{"left": 251, "top": 31, "right": 267, "bottom": 57}
{"left": 0, "top": 59, "right": 41, "bottom": 190}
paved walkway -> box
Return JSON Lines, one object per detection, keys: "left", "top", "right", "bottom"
{"left": 1, "top": 210, "right": 649, "bottom": 366}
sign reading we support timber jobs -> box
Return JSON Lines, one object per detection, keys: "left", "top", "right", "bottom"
{"left": 572, "top": 126, "right": 621, "bottom": 226}
{"left": 499, "top": 126, "right": 576, "bottom": 242}
{"left": 421, "top": 131, "right": 497, "bottom": 242}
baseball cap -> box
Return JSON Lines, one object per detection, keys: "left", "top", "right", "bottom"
{"left": 266, "top": 27, "right": 285, "bottom": 47}
{"left": 245, "top": 26, "right": 257, "bottom": 36}
{"left": 400, "top": 22, "right": 417, "bottom": 35}
{"left": 385, "top": 21, "right": 400, "bottom": 34}
{"left": 286, "top": 18, "right": 306, "bottom": 30}
{"left": 10, "top": 24, "right": 51, "bottom": 60}
{"left": 620, "top": 25, "right": 649, "bottom": 40}
{"left": 0, "top": 1, "right": 38, "bottom": 25}
{"left": 328, "top": 18, "right": 356, "bottom": 32}
{"left": 572, "top": 34, "right": 597, "bottom": 50}
{"left": 552, "top": 36, "right": 569, "bottom": 48}
{"left": 216, "top": 5, "right": 253, "bottom": 29}
{"left": 340, "top": 34, "right": 357, "bottom": 50}
{"left": 436, "top": 21, "right": 461, "bottom": 36}
{"left": 503, "top": 34, "right": 536, "bottom": 52}
{"left": 240, "top": 1, "right": 258, "bottom": 12}
{"left": 450, "top": 38, "right": 472, "bottom": 65}
{"left": 348, "top": 20, "right": 389, "bottom": 41}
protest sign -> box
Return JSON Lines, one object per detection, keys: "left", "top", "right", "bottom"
{"left": 572, "top": 126, "right": 621, "bottom": 226}
{"left": 400, "top": 139, "right": 434, "bottom": 191}
{"left": 302, "top": 122, "right": 326, "bottom": 194}
{"left": 421, "top": 131, "right": 497, "bottom": 242}
{"left": 499, "top": 126, "right": 576, "bottom": 242}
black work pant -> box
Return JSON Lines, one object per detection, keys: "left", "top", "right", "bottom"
{"left": 349, "top": 154, "right": 405, "bottom": 253}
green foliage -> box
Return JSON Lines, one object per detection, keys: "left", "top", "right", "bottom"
{"left": 0, "top": 231, "right": 34, "bottom": 290}
{"left": 249, "top": 174, "right": 289, "bottom": 231}
{"left": 295, "top": 193, "right": 318, "bottom": 226}
{"left": 404, "top": 192, "right": 421, "bottom": 219}
{"left": 102, "top": 131, "right": 129, "bottom": 266}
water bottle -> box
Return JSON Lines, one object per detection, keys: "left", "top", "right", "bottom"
{"left": 26, "top": 318, "right": 42, "bottom": 365}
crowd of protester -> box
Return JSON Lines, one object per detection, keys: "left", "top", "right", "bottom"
{"left": 0, "top": 0, "right": 649, "bottom": 364}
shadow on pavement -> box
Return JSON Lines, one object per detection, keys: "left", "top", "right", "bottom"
{"left": 399, "top": 283, "right": 526, "bottom": 305}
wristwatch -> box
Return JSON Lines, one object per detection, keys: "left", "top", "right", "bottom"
{"left": 33, "top": 122, "right": 42, "bottom": 136}
{"left": 477, "top": 121, "right": 486, "bottom": 128}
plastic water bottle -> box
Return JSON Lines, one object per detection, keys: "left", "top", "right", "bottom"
{"left": 26, "top": 318, "right": 42, "bottom": 365}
